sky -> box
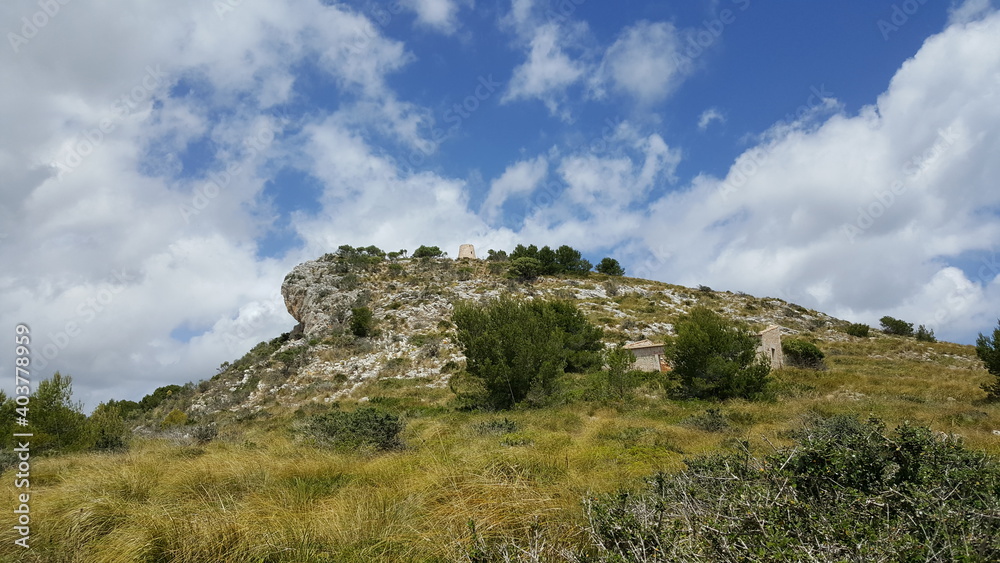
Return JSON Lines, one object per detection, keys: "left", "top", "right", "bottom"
{"left": 2, "top": 0, "right": 1000, "bottom": 410}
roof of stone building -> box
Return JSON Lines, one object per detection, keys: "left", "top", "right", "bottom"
{"left": 623, "top": 339, "right": 662, "bottom": 350}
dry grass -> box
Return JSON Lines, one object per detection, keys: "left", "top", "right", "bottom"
{"left": 1, "top": 333, "right": 998, "bottom": 562}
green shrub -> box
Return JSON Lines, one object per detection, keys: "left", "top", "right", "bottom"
{"left": 782, "top": 338, "right": 825, "bottom": 369}
{"left": 602, "top": 345, "right": 638, "bottom": 400}
{"left": 670, "top": 307, "right": 771, "bottom": 400}
{"left": 596, "top": 257, "right": 625, "bottom": 276}
{"left": 976, "top": 319, "right": 1000, "bottom": 401}
{"left": 845, "top": 322, "right": 870, "bottom": 337}
{"left": 681, "top": 407, "right": 729, "bottom": 432}
{"left": 88, "top": 403, "right": 131, "bottom": 452}
{"left": 412, "top": 245, "right": 444, "bottom": 258}
{"left": 506, "top": 257, "right": 542, "bottom": 282}
{"left": 452, "top": 297, "right": 603, "bottom": 409}
{"left": 584, "top": 415, "right": 1000, "bottom": 561}
{"left": 350, "top": 306, "right": 375, "bottom": 338}
{"left": 160, "top": 409, "right": 188, "bottom": 428}
{"left": 473, "top": 418, "right": 518, "bottom": 435}
{"left": 880, "top": 315, "right": 914, "bottom": 336}
{"left": 192, "top": 424, "right": 218, "bottom": 445}
{"left": 305, "top": 407, "right": 404, "bottom": 451}
{"left": 915, "top": 324, "right": 936, "bottom": 342}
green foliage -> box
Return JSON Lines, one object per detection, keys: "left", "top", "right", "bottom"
{"left": 845, "top": 322, "right": 870, "bottom": 337}
{"left": 880, "top": 315, "right": 914, "bottom": 336}
{"left": 585, "top": 415, "right": 1000, "bottom": 561}
{"left": 596, "top": 257, "right": 625, "bottom": 276}
{"left": 305, "top": 406, "right": 405, "bottom": 451}
{"left": 31, "top": 372, "right": 90, "bottom": 452}
{"left": 670, "top": 307, "right": 771, "bottom": 400}
{"left": 782, "top": 338, "right": 825, "bottom": 369}
{"left": 602, "top": 345, "right": 637, "bottom": 400}
{"left": 88, "top": 402, "right": 131, "bottom": 452}
{"left": 506, "top": 257, "right": 542, "bottom": 282}
{"left": 486, "top": 249, "right": 508, "bottom": 261}
{"left": 452, "top": 297, "right": 603, "bottom": 409}
{"left": 412, "top": 245, "right": 444, "bottom": 258}
{"left": 161, "top": 409, "right": 188, "bottom": 428}
{"left": 473, "top": 418, "right": 519, "bottom": 435}
{"left": 350, "top": 306, "right": 375, "bottom": 338}
{"left": 681, "top": 407, "right": 729, "bottom": 432}
{"left": 139, "top": 384, "right": 186, "bottom": 412}
{"left": 192, "top": 424, "right": 218, "bottom": 445}
{"left": 976, "top": 319, "right": 1000, "bottom": 401}
{"left": 915, "top": 324, "right": 936, "bottom": 342}
{"left": 555, "top": 244, "right": 591, "bottom": 274}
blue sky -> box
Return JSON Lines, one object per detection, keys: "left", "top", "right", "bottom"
{"left": 2, "top": 0, "right": 1000, "bottom": 408}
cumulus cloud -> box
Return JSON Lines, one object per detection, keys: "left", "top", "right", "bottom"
{"left": 400, "top": 0, "right": 471, "bottom": 34}
{"left": 0, "top": 0, "right": 429, "bottom": 408}
{"left": 480, "top": 156, "right": 549, "bottom": 222}
{"left": 618, "top": 11, "right": 1000, "bottom": 343}
{"left": 502, "top": 22, "right": 589, "bottom": 118}
{"left": 593, "top": 21, "right": 695, "bottom": 105}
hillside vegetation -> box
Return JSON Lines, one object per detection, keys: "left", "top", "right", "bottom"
{"left": 2, "top": 249, "right": 998, "bottom": 561}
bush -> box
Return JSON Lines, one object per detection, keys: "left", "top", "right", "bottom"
{"left": 976, "top": 319, "right": 1000, "bottom": 401}
{"left": 681, "top": 408, "right": 729, "bottom": 432}
{"left": 88, "top": 403, "right": 131, "bottom": 452}
{"left": 845, "top": 322, "right": 870, "bottom": 337}
{"left": 192, "top": 424, "right": 218, "bottom": 445}
{"left": 602, "top": 345, "right": 638, "bottom": 400}
{"left": 915, "top": 324, "right": 936, "bottom": 342}
{"left": 596, "top": 257, "right": 625, "bottom": 276}
{"left": 782, "top": 338, "right": 825, "bottom": 369}
{"left": 161, "top": 409, "right": 188, "bottom": 428}
{"left": 452, "top": 297, "right": 603, "bottom": 409}
{"left": 306, "top": 407, "right": 404, "bottom": 451}
{"left": 350, "top": 306, "right": 375, "bottom": 338}
{"left": 670, "top": 307, "right": 771, "bottom": 400}
{"left": 584, "top": 415, "right": 1000, "bottom": 561}
{"left": 29, "top": 372, "right": 90, "bottom": 452}
{"left": 412, "top": 245, "right": 444, "bottom": 258}
{"left": 506, "top": 257, "right": 542, "bottom": 282}
{"left": 880, "top": 315, "right": 914, "bottom": 336}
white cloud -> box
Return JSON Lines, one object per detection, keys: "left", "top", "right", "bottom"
{"left": 0, "top": 0, "right": 432, "bottom": 409}
{"left": 502, "top": 23, "right": 589, "bottom": 118}
{"left": 697, "top": 108, "right": 725, "bottom": 131}
{"left": 593, "top": 21, "right": 694, "bottom": 105}
{"left": 617, "top": 10, "right": 1000, "bottom": 343}
{"left": 949, "top": 0, "right": 995, "bottom": 24}
{"left": 400, "top": 0, "right": 471, "bottom": 34}
{"left": 481, "top": 156, "right": 549, "bottom": 222}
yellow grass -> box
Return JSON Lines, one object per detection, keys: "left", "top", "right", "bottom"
{"left": 1, "top": 332, "right": 998, "bottom": 562}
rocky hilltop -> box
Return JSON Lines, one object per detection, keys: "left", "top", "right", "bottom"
{"left": 180, "top": 250, "right": 845, "bottom": 418}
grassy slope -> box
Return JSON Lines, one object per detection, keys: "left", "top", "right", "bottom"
{"left": 1, "top": 331, "right": 998, "bottom": 562}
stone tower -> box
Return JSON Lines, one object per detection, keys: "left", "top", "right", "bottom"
{"left": 457, "top": 244, "right": 476, "bottom": 260}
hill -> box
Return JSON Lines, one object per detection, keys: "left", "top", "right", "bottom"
{"left": 2, "top": 250, "right": 998, "bottom": 562}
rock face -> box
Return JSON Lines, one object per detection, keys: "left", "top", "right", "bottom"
{"left": 457, "top": 244, "right": 477, "bottom": 260}
{"left": 188, "top": 253, "right": 839, "bottom": 416}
